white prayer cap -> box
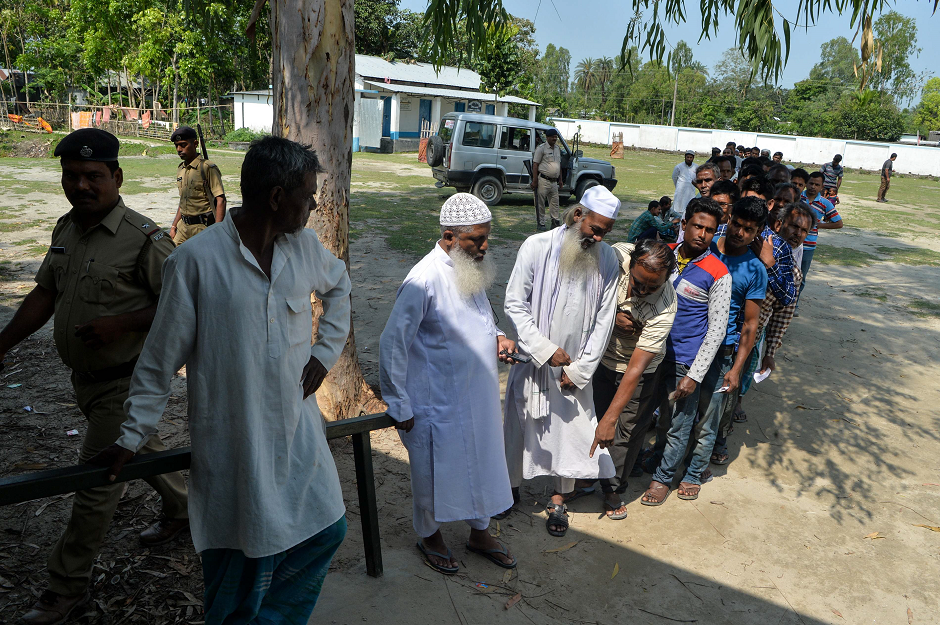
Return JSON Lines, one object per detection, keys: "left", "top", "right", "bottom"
{"left": 684, "top": 149, "right": 695, "bottom": 155}
{"left": 581, "top": 185, "right": 620, "bottom": 220}
{"left": 439, "top": 193, "right": 492, "bottom": 226}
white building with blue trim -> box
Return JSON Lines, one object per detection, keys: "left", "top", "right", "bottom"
{"left": 230, "top": 54, "right": 539, "bottom": 153}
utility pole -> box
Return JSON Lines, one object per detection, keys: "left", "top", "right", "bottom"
{"left": 669, "top": 71, "right": 678, "bottom": 127}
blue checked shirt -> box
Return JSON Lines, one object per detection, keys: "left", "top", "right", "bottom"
{"left": 715, "top": 224, "right": 796, "bottom": 307}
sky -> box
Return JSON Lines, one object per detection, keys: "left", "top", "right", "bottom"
{"left": 399, "top": 0, "right": 939, "bottom": 88}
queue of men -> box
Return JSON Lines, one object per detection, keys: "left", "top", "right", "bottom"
{"left": 2, "top": 127, "right": 847, "bottom": 623}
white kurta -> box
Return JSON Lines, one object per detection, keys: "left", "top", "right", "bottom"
{"left": 503, "top": 229, "right": 619, "bottom": 480}
{"left": 672, "top": 161, "right": 699, "bottom": 218}
{"left": 117, "top": 214, "right": 350, "bottom": 557}
{"left": 379, "top": 244, "right": 513, "bottom": 523}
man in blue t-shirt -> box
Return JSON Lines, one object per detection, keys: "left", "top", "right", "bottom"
{"left": 685, "top": 197, "right": 768, "bottom": 491}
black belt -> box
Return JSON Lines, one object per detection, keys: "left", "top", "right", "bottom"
{"left": 182, "top": 211, "right": 215, "bottom": 226}
{"left": 539, "top": 174, "right": 559, "bottom": 182}
{"left": 74, "top": 357, "right": 138, "bottom": 384}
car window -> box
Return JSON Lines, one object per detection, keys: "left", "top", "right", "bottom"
{"left": 534, "top": 130, "right": 570, "bottom": 157}
{"left": 462, "top": 122, "right": 497, "bottom": 148}
{"left": 438, "top": 118, "right": 455, "bottom": 143}
{"left": 499, "top": 127, "right": 533, "bottom": 151}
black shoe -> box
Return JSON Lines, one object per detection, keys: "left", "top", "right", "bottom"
{"left": 551, "top": 218, "right": 560, "bottom": 229}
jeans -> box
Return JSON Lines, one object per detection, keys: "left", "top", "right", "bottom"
{"left": 797, "top": 246, "right": 816, "bottom": 301}
{"left": 592, "top": 364, "right": 661, "bottom": 494}
{"left": 648, "top": 361, "right": 702, "bottom": 487}
{"left": 687, "top": 352, "right": 735, "bottom": 483}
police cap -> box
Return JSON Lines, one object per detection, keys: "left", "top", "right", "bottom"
{"left": 544, "top": 128, "right": 558, "bottom": 137}
{"left": 53, "top": 128, "right": 119, "bottom": 162}
{"left": 170, "top": 126, "right": 198, "bottom": 142}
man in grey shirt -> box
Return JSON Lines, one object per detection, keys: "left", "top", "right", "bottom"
{"left": 532, "top": 128, "right": 563, "bottom": 231}
{"left": 876, "top": 153, "right": 897, "bottom": 202}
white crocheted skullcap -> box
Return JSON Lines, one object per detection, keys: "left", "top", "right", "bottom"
{"left": 439, "top": 193, "right": 492, "bottom": 226}
{"left": 684, "top": 148, "right": 695, "bottom": 155}
{"left": 581, "top": 185, "right": 620, "bottom": 220}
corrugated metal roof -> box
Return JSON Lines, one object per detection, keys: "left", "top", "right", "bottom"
{"left": 355, "top": 54, "right": 480, "bottom": 89}
{"left": 363, "top": 81, "right": 539, "bottom": 106}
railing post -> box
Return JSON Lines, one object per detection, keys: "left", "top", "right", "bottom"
{"left": 351, "top": 430, "right": 383, "bottom": 578}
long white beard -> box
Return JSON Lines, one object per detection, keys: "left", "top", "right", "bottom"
{"left": 559, "top": 226, "right": 599, "bottom": 278}
{"left": 449, "top": 246, "right": 496, "bottom": 296}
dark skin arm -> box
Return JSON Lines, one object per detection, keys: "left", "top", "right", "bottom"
{"left": 0, "top": 285, "right": 56, "bottom": 360}
{"left": 723, "top": 299, "right": 762, "bottom": 394}
{"left": 214, "top": 195, "right": 226, "bottom": 224}
{"left": 590, "top": 348, "right": 658, "bottom": 457}
{"left": 74, "top": 304, "right": 158, "bottom": 350}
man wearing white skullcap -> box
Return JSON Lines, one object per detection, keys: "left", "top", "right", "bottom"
{"left": 498, "top": 185, "right": 621, "bottom": 537}
{"left": 671, "top": 150, "right": 698, "bottom": 221}
{"left": 380, "top": 193, "right": 518, "bottom": 574}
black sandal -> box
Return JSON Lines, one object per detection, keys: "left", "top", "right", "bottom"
{"left": 545, "top": 503, "right": 569, "bottom": 537}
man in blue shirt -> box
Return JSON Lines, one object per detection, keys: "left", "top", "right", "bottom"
{"left": 799, "top": 172, "right": 843, "bottom": 311}
{"left": 689, "top": 197, "right": 768, "bottom": 483}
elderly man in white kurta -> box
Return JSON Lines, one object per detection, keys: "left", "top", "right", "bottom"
{"left": 380, "top": 194, "right": 517, "bottom": 575}
{"left": 671, "top": 150, "right": 699, "bottom": 219}
{"left": 501, "top": 185, "right": 621, "bottom": 537}
{"left": 90, "top": 137, "right": 350, "bottom": 624}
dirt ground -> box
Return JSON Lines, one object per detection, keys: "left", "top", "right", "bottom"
{"left": 1, "top": 152, "right": 939, "bottom": 624}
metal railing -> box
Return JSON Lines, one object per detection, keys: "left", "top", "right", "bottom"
{"left": 0, "top": 412, "right": 395, "bottom": 578}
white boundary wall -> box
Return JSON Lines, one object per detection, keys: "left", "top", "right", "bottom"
{"left": 547, "top": 117, "right": 940, "bottom": 176}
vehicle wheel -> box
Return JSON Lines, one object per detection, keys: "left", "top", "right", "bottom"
{"left": 472, "top": 176, "right": 503, "bottom": 205}
{"left": 426, "top": 135, "right": 445, "bottom": 167}
{"left": 575, "top": 178, "right": 599, "bottom": 202}
{"left": 559, "top": 194, "right": 572, "bottom": 205}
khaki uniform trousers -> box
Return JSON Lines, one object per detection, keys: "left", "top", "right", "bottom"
{"left": 877, "top": 176, "right": 890, "bottom": 201}
{"left": 173, "top": 220, "right": 208, "bottom": 245}
{"left": 47, "top": 374, "right": 189, "bottom": 596}
{"left": 535, "top": 176, "right": 560, "bottom": 227}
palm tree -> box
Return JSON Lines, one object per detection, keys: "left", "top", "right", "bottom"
{"left": 596, "top": 57, "right": 614, "bottom": 108}
{"left": 574, "top": 58, "right": 597, "bottom": 95}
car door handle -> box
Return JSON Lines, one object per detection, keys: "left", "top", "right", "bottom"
{"left": 500, "top": 156, "right": 507, "bottom": 159}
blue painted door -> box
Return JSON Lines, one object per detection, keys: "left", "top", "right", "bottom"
{"left": 382, "top": 97, "right": 391, "bottom": 137}
{"left": 454, "top": 102, "right": 465, "bottom": 113}
{"left": 419, "top": 99, "right": 432, "bottom": 131}
{"left": 485, "top": 104, "right": 495, "bottom": 115}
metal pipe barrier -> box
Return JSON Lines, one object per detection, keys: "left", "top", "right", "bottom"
{"left": 0, "top": 413, "right": 396, "bottom": 578}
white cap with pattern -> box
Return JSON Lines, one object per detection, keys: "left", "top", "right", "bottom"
{"left": 439, "top": 193, "right": 493, "bottom": 226}
{"left": 581, "top": 185, "right": 620, "bottom": 220}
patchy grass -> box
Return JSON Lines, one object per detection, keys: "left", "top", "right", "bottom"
{"left": 907, "top": 298, "right": 940, "bottom": 318}
{"left": 813, "top": 245, "right": 879, "bottom": 267}
{"left": 0, "top": 220, "right": 43, "bottom": 233}
{"left": 874, "top": 246, "right": 940, "bottom": 267}
{"left": 855, "top": 289, "right": 888, "bottom": 302}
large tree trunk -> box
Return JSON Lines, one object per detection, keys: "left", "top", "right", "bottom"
{"left": 270, "top": 0, "right": 384, "bottom": 420}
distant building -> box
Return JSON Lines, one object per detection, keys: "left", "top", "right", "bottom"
{"left": 230, "top": 54, "right": 540, "bottom": 152}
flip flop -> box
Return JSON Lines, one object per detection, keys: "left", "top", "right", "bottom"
{"left": 545, "top": 503, "right": 569, "bottom": 537}
{"left": 640, "top": 481, "right": 670, "bottom": 506}
{"left": 416, "top": 541, "right": 458, "bottom": 575}
{"left": 466, "top": 542, "right": 517, "bottom": 569}
{"left": 732, "top": 405, "right": 748, "bottom": 423}
{"left": 604, "top": 499, "right": 628, "bottom": 520}
{"left": 677, "top": 482, "right": 701, "bottom": 500}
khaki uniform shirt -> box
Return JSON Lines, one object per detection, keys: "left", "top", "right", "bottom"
{"left": 177, "top": 155, "right": 225, "bottom": 216}
{"left": 601, "top": 242, "right": 678, "bottom": 374}
{"left": 34, "top": 198, "right": 174, "bottom": 373}
{"left": 533, "top": 143, "right": 562, "bottom": 179}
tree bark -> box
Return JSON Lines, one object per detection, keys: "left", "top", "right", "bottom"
{"left": 270, "top": 0, "right": 384, "bottom": 420}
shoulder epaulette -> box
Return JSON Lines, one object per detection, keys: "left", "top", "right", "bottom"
{"left": 123, "top": 210, "right": 169, "bottom": 242}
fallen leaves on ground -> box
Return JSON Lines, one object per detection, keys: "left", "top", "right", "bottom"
{"left": 543, "top": 541, "right": 578, "bottom": 553}
{"left": 913, "top": 524, "right": 940, "bottom": 532}
{"left": 864, "top": 532, "right": 885, "bottom": 540}
{"left": 831, "top": 608, "right": 844, "bottom": 618}
{"left": 504, "top": 593, "right": 521, "bottom": 610}
{"left": 611, "top": 563, "right": 619, "bottom": 579}
{"left": 908, "top": 607, "right": 914, "bottom": 623}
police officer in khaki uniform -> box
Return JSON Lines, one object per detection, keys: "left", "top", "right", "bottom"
{"left": 0, "top": 129, "right": 189, "bottom": 625}
{"left": 532, "top": 128, "right": 563, "bottom": 231}
{"left": 168, "top": 126, "right": 225, "bottom": 244}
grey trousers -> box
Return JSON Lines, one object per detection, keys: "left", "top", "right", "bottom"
{"left": 535, "top": 176, "right": 560, "bottom": 226}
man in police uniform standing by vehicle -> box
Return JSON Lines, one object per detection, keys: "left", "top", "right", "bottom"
{"left": 0, "top": 129, "right": 189, "bottom": 625}
{"left": 532, "top": 128, "right": 563, "bottom": 231}
{"left": 168, "top": 126, "right": 225, "bottom": 244}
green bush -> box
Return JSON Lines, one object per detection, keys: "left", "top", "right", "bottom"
{"left": 224, "top": 128, "right": 268, "bottom": 142}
